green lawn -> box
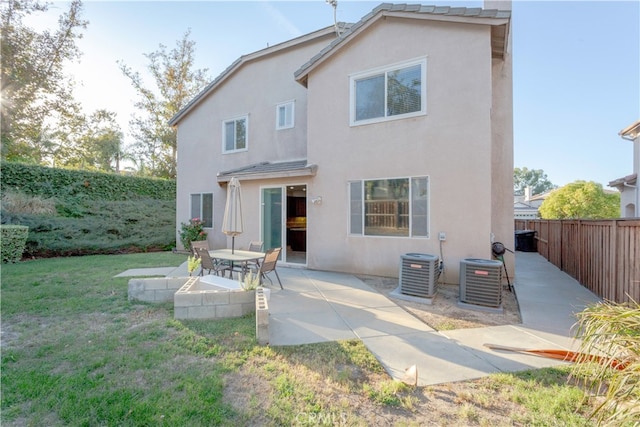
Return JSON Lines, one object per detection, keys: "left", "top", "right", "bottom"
{"left": 1, "top": 253, "right": 597, "bottom": 426}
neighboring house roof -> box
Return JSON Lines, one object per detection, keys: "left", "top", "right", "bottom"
{"left": 609, "top": 173, "right": 638, "bottom": 188}
{"left": 619, "top": 120, "right": 640, "bottom": 141}
{"left": 609, "top": 119, "right": 639, "bottom": 188}
{"left": 514, "top": 201, "right": 539, "bottom": 219}
{"left": 294, "top": 3, "right": 511, "bottom": 86}
{"left": 217, "top": 160, "right": 318, "bottom": 183}
{"left": 168, "top": 24, "right": 351, "bottom": 127}
{"left": 514, "top": 201, "right": 535, "bottom": 209}
{"left": 529, "top": 191, "right": 552, "bottom": 203}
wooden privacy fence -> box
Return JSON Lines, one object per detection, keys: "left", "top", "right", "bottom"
{"left": 365, "top": 200, "right": 409, "bottom": 230}
{"left": 515, "top": 219, "right": 640, "bottom": 304}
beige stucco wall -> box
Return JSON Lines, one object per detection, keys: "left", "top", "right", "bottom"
{"left": 491, "top": 19, "right": 515, "bottom": 276}
{"left": 304, "top": 17, "right": 512, "bottom": 282}
{"left": 175, "top": 35, "right": 334, "bottom": 250}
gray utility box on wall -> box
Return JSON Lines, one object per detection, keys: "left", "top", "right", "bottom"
{"left": 398, "top": 253, "right": 441, "bottom": 298}
{"left": 459, "top": 258, "right": 503, "bottom": 308}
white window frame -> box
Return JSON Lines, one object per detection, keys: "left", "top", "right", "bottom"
{"left": 190, "top": 193, "right": 214, "bottom": 228}
{"left": 349, "top": 57, "right": 427, "bottom": 126}
{"left": 348, "top": 176, "right": 429, "bottom": 238}
{"left": 222, "top": 115, "right": 248, "bottom": 153}
{"left": 276, "top": 100, "right": 295, "bottom": 130}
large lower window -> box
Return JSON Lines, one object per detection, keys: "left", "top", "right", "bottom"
{"left": 223, "top": 116, "right": 247, "bottom": 152}
{"left": 190, "top": 193, "right": 213, "bottom": 228}
{"left": 350, "top": 58, "right": 426, "bottom": 125}
{"left": 349, "top": 177, "right": 429, "bottom": 237}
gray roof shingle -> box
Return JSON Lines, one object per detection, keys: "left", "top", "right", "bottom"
{"left": 217, "top": 160, "right": 317, "bottom": 183}
{"left": 294, "top": 3, "right": 511, "bottom": 84}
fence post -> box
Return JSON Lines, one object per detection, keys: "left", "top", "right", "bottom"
{"left": 611, "top": 219, "right": 618, "bottom": 302}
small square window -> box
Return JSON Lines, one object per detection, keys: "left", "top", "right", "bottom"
{"left": 276, "top": 101, "right": 295, "bottom": 130}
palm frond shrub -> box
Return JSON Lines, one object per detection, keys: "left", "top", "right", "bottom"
{"left": 571, "top": 298, "right": 640, "bottom": 426}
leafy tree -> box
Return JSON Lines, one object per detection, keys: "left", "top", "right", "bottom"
{"left": 1, "top": 0, "right": 87, "bottom": 163}
{"left": 539, "top": 181, "right": 620, "bottom": 219}
{"left": 119, "top": 29, "right": 210, "bottom": 179}
{"left": 514, "top": 167, "right": 555, "bottom": 196}
{"left": 57, "top": 110, "right": 125, "bottom": 172}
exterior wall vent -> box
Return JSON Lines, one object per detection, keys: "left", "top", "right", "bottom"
{"left": 398, "top": 253, "right": 440, "bottom": 298}
{"left": 459, "top": 258, "right": 503, "bottom": 308}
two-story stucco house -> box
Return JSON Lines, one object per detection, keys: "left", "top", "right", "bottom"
{"left": 169, "top": 2, "right": 514, "bottom": 283}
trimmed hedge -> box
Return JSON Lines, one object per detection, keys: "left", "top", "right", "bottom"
{"left": 1, "top": 225, "right": 29, "bottom": 263}
{"left": 0, "top": 161, "right": 175, "bottom": 201}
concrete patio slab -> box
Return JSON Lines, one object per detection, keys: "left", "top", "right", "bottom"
{"left": 321, "top": 288, "right": 398, "bottom": 308}
{"left": 268, "top": 290, "right": 336, "bottom": 315}
{"left": 268, "top": 311, "right": 356, "bottom": 345}
{"left": 121, "top": 251, "right": 604, "bottom": 386}
{"left": 363, "top": 331, "right": 502, "bottom": 386}
{"left": 263, "top": 252, "right": 603, "bottom": 386}
{"left": 442, "top": 325, "right": 575, "bottom": 372}
{"left": 334, "top": 304, "right": 435, "bottom": 338}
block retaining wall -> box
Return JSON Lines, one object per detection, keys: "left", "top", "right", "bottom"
{"left": 127, "top": 277, "right": 186, "bottom": 303}
{"left": 174, "top": 276, "right": 255, "bottom": 320}
{"left": 128, "top": 276, "right": 260, "bottom": 321}
{"left": 255, "top": 287, "right": 269, "bottom": 345}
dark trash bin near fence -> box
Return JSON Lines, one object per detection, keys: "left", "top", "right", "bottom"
{"left": 515, "top": 230, "right": 537, "bottom": 252}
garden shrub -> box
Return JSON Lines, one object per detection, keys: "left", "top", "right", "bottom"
{"left": 179, "top": 218, "right": 208, "bottom": 250}
{"left": 9, "top": 200, "right": 176, "bottom": 257}
{"left": 0, "top": 162, "right": 177, "bottom": 257}
{"left": 1, "top": 225, "right": 29, "bottom": 263}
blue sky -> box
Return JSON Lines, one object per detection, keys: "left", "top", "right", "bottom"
{"left": 32, "top": 1, "right": 639, "bottom": 189}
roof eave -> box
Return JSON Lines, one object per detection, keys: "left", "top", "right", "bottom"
{"left": 295, "top": 8, "right": 510, "bottom": 85}
{"left": 608, "top": 173, "right": 638, "bottom": 188}
{"left": 170, "top": 25, "right": 339, "bottom": 126}
{"left": 217, "top": 164, "right": 318, "bottom": 183}
{"left": 619, "top": 120, "right": 640, "bottom": 141}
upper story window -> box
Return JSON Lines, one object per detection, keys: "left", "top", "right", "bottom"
{"left": 223, "top": 115, "right": 248, "bottom": 153}
{"left": 350, "top": 58, "right": 426, "bottom": 126}
{"left": 276, "top": 101, "right": 295, "bottom": 130}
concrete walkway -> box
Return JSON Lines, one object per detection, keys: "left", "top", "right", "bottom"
{"left": 262, "top": 252, "right": 601, "bottom": 386}
{"left": 121, "top": 252, "right": 602, "bottom": 386}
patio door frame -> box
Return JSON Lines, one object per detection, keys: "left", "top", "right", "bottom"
{"left": 260, "top": 184, "right": 307, "bottom": 265}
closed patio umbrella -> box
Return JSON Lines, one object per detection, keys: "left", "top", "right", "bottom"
{"left": 222, "top": 177, "right": 243, "bottom": 253}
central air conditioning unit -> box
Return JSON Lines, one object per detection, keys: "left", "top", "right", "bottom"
{"left": 459, "top": 258, "right": 503, "bottom": 308}
{"left": 398, "top": 253, "right": 441, "bottom": 298}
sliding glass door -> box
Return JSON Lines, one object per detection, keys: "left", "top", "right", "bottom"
{"left": 261, "top": 187, "right": 282, "bottom": 252}
{"left": 261, "top": 185, "right": 307, "bottom": 264}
